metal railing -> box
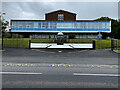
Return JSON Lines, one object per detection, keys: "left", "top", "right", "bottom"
{"left": 111, "top": 39, "right": 120, "bottom": 51}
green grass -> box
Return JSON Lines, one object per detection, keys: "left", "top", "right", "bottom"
{"left": 31, "top": 38, "right": 53, "bottom": 43}
{"left": 2, "top": 38, "right": 120, "bottom": 49}
{"left": 3, "top": 38, "right": 53, "bottom": 48}
{"left": 114, "top": 50, "right": 120, "bottom": 53}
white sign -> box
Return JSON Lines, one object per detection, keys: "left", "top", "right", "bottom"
{"left": 30, "top": 43, "right": 93, "bottom": 49}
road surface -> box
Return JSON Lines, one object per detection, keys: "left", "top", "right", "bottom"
{"left": 1, "top": 48, "right": 119, "bottom": 88}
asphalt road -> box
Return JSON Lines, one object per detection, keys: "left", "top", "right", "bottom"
{"left": 2, "top": 63, "right": 118, "bottom": 88}
{"left": 2, "top": 48, "right": 118, "bottom": 64}
{"left": 1, "top": 48, "right": 119, "bottom": 88}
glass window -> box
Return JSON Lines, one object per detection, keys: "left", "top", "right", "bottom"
{"left": 52, "top": 23, "right": 56, "bottom": 28}
{"left": 104, "top": 23, "right": 108, "bottom": 29}
{"left": 57, "top": 23, "right": 60, "bottom": 28}
{"left": 21, "top": 22, "right": 26, "bottom": 28}
{"left": 93, "top": 23, "right": 98, "bottom": 29}
{"left": 106, "top": 23, "right": 110, "bottom": 29}
{"left": 64, "top": 23, "right": 67, "bottom": 28}
{"left": 38, "top": 23, "right": 41, "bottom": 28}
{"left": 58, "top": 14, "right": 64, "bottom": 21}
{"left": 77, "top": 23, "right": 79, "bottom": 28}
{"left": 88, "top": 23, "right": 92, "bottom": 29}
{"left": 61, "top": 23, "right": 65, "bottom": 28}
{"left": 25, "top": 22, "right": 33, "bottom": 28}
{"left": 48, "top": 23, "right": 50, "bottom": 28}
{"left": 46, "top": 23, "right": 48, "bottom": 28}
{"left": 19, "top": 25, "right": 23, "bottom": 28}
{"left": 68, "top": 23, "right": 72, "bottom": 28}
{"left": 98, "top": 23, "right": 102, "bottom": 29}
{"left": 12, "top": 22, "right": 16, "bottom": 28}
{"left": 41, "top": 23, "right": 46, "bottom": 28}
{"left": 102, "top": 23, "right": 106, "bottom": 29}
{"left": 84, "top": 23, "right": 88, "bottom": 29}
{"left": 15, "top": 22, "right": 18, "bottom": 28}
{"left": 50, "top": 23, "right": 53, "bottom": 28}
{"left": 26, "top": 25, "right": 31, "bottom": 28}
{"left": 74, "top": 23, "right": 77, "bottom": 28}
{"left": 34, "top": 22, "right": 38, "bottom": 28}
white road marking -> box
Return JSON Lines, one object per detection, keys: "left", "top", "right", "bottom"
{"left": 0, "top": 72, "right": 43, "bottom": 75}
{"left": 73, "top": 73, "right": 119, "bottom": 77}
{"left": 2, "top": 63, "right": 118, "bottom": 69}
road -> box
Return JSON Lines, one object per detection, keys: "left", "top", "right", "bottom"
{"left": 2, "top": 48, "right": 118, "bottom": 64}
{"left": 1, "top": 48, "right": 119, "bottom": 88}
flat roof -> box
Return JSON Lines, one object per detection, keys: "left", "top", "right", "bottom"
{"left": 11, "top": 20, "right": 110, "bottom": 23}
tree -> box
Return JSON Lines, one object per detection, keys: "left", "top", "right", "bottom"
{"left": 0, "top": 13, "right": 10, "bottom": 38}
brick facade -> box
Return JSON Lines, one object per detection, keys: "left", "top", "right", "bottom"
{"left": 45, "top": 10, "right": 76, "bottom": 21}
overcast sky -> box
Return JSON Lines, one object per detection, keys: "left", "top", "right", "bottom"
{"left": 2, "top": 2, "right": 118, "bottom": 22}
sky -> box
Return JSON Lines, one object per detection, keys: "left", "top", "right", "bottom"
{"left": 1, "top": 1, "right": 119, "bottom": 22}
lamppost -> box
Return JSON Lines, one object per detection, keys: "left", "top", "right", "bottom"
{"left": 0, "top": 12, "right": 6, "bottom": 50}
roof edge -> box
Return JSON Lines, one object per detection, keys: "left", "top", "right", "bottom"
{"left": 45, "top": 9, "right": 76, "bottom": 15}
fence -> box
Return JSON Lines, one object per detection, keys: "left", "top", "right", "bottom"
{"left": 2, "top": 38, "right": 120, "bottom": 49}
{"left": 3, "top": 38, "right": 29, "bottom": 48}
{"left": 111, "top": 39, "right": 120, "bottom": 51}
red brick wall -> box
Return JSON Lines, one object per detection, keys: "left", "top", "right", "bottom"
{"left": 45, "top": 11, "right": 76, "bottom": 21}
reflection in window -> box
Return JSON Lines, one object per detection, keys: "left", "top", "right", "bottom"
{"left": 11, "top": 21, "right": 110, "bottom": 30}
{"left": 19, "top": 25, "right": 23, "bottom": 28}
{"left": 34, "top": 22, "right": 38, "bottom": 28}
{"left": 38, "top": 23, "right": 41, "bottom": 28}
{"left": 26, "top": 25, "right": 31, "bottom": 28}
{"left": 58, "top": 14, "right": 64, "bottom": 20}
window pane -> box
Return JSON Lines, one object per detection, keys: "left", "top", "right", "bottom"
{"left": 34, "top": 22, "right": 38, "bottom": 28}
{"left": 58, "top": 14, "right": 64, "bottom": 20}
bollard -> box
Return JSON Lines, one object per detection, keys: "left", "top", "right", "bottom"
{"left": 92, "top": 40, "right": 95, "bottom": 50}
{"left": 29, "top": 40, "right": 31, "bottom": 49}
{"left": 111, "top": 40, "right": 114, "bottom": 51}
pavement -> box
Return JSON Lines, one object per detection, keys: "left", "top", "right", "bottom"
{"left": 2, "top": 48, "right": 118, "bottom": 64}
{"left": 1, "top": 48, "right": 119, "bottom": 88}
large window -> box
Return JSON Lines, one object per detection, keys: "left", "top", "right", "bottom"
{"left": 34, "top": 22, "right": 38, "bottom": 28}
{"left": 26, "top": 25, "right": 31, "bottom": 28}
{"left": 58, "top": 14, "right": 64, "bottom": 21}
{"left": 11, "top": 21, "right": 110, "bottom": 31}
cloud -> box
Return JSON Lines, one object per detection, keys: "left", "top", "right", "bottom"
{"left": 1, "top": 0, "right": 120, "bottom": 2}
{"left": 2, "top": 2, "right": 118, "bottom": 22}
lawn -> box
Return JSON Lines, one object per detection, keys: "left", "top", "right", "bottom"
{"left": 114, "top": 50, "right": 120, "bottom": 53}
{"left": 2, "top": 38, "right": 120, "bottom": 49}
{"left": 3, "top": 38, "right": 53, "bottom": 48}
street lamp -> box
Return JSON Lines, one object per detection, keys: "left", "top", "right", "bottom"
{"left": 0, "top": 12, "right": 6, "bottom": 50}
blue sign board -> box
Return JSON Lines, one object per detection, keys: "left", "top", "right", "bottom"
{"left": 97, "top": 35, "right": 102, "bottom": 38}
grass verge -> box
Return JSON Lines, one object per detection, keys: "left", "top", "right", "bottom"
{"left": 2, "top": 38, "right": 120, "bottom": 49}
{"left": 114, "top": 50, "right": 120, "bottom": 53}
